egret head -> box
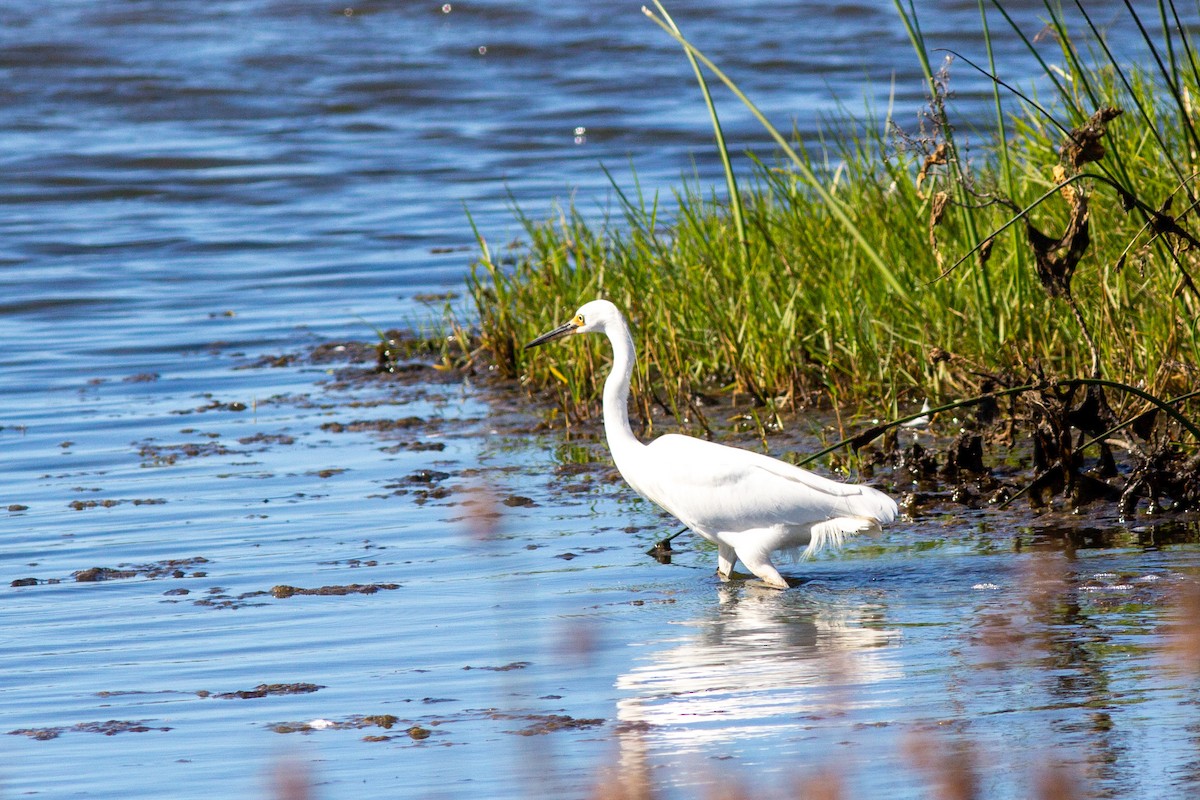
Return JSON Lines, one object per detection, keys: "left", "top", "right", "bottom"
{"left": 524, "top": 299, "right": 618, "bottom": 349}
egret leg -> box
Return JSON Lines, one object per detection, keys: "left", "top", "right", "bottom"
{"left": 716, "top": 543, "right": 737, "bottom": 579}
{"left": 735, "top": 547, "right": 789, "bottom": 589}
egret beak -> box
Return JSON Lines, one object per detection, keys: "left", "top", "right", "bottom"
{"left": 524, "top": 320, "right": 577, "bottom": 350}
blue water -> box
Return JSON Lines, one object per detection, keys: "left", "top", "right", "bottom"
{"left": 2, "top": 2, "right": 1198, "bottom": 798}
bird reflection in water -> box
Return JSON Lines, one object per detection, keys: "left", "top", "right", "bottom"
{"left": 606, "top": 583, "right": 900, "bottom": 792}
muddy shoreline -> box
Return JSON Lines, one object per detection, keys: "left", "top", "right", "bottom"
{"left": 325, "top": 331, "right": 1200, "bottom": 542}
{"left": 12, "top": 332, "right": 1197, "bottom": 595}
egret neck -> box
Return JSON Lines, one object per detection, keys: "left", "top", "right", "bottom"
{"left": 601, "top": 314, "right": 644, "bottom": 467}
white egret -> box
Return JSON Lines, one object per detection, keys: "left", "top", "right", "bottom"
{"left": 525, "top": 299, "right": 898, "bottom": 588}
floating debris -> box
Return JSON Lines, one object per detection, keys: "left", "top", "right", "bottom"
{"left": 403, "top": 469, "right": 450, "bottom": 484}
{"left": 493, "top": 712, "right": 605, "bottom": 736}
{"left": 462, "top": 661, "right": 531, "bottom": 672}
{"left": 321, "top": 417, "right": 429, "bottom": 433}
{"left": 270, "top": 714, "right": 407, "bottom": 735}
{"left": 70, "top": 558, "right": 210, "bottom": 584}
{"left": 270, "top": 583, "right": 400, "bottom": 599}
{"left": 237, "top": 432, "right": 296, "bottom": 446}
{"left": 136, "top": 439, "right": 242, "bottom": 466}
{"left": 68, "top": 499, "right": 121, "bottom": 511}
{"left": 213, "top": 683, "right": 324, "bottom": 700}
{"left": 8, "top": 720, "right": 172, "bottom": 740}
{"left": 309, "top": 468, "right": 346, "bottom": 479}
{"left": 74, "top": 567, "right": 138, "bottom": 582}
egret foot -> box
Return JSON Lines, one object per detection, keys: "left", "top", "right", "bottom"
{"left": 736, "top": 549, "right": 790, "bottom": 589}
{"left": 717, "top": 568, "right": 792, "bottom": 588}
{"left": 716, "top": 568, "right": 765, "bottom": 584}
{"left": 751, "top": 575, "right": 795, "bottom": 589}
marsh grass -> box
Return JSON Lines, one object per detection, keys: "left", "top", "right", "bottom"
{"left": 466, "top": 1, "right": 1200, "bottom": 433}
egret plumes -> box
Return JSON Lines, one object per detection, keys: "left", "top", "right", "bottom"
{"left": 525, "top": 299, "right": 897, "bottom": 588}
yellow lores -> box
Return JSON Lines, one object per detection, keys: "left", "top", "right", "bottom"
{"left": 526, "top": 299, "right": 898, "bottom": 589}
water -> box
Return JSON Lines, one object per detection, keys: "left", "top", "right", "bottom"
{"left": 2, "top": 1, "right": 1198, "bottom": 797}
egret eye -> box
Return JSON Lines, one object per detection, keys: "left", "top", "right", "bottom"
{"left": 575, "top": 314, "right": 585, "bottom": 325}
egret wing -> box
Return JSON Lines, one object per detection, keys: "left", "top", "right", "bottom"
{"left": 632, "top": 434, "right": 892, "bottom": 532}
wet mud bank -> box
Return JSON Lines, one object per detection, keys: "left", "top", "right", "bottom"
{"left": 287, "top": 331, "right": 1200, "bottom": 550}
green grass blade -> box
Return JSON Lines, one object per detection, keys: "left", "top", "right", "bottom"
{"left": 641, "top": 5, "right": 909, "bottom": 301}
{"left": 652, "top": 1, "right": 749, "bottom": 270}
